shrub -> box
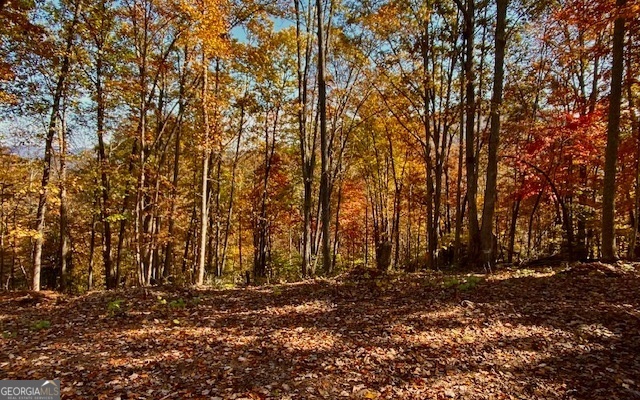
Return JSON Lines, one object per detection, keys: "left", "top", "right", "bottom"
{"left": 458, "top": 275, "right": 483, "bottom": 291}
{"left": 107, "top": 299, "right": 126, "bottom": 317}
{"left": 31, "top": 320, "right": 51, "bottom": 331}
{"left": 169, "top": 298, "right": 187, "bottom": 309}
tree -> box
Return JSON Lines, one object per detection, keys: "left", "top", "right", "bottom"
{"left": 601, "top": 0, "right": 627, "bottom": 261}
{"left": 33, "top": 0, "right": 82, "bottom": 291}
{"left": 80, "top": 0, "right": 118, "bottom": 288}
{"left": 479, "top": 0, "right": 508, "bottom": 267}
{"left": 294, "top": 0, "right": 316, "bottom": 277}
{"left": 317, "top": 0, "right": 331, "bottom": 274}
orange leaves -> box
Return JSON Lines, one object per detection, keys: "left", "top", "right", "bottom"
{"left": 553, "top": 0, "right": 615, "bottom": 31}
{"left": 364, "top": 3, "right": 403, "bottom": 36}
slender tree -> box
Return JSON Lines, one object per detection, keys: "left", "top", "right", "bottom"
{"left": 32, "top": 0, "right": 81, "bottom": 291}
{"left": 479, "top": 0, "right": 508, "bottom": 267}
{"left": 317, "top": 0, "right": 331, "bottom": 273}
{"left": 601, "top": 0, "right": 627, "bottom": 261}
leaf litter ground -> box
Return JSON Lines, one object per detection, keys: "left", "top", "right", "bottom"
{"left": 1, "top": 263, "right": 640, "bottom": 399}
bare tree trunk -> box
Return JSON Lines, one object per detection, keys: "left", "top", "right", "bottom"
{"left": 295, "top": 0, "right": 315, "bottom": 277}
{"left": 254, "top": 106, "right": 280, "bottom": 279}
{"left": 601, "top": 0, "right": 626, "bottom": 261}
{"left": 331, "top": 180, "right": 343, "bottom": 273}
{"left": 95, "top": 49, "right": 114, "bottom": 289}
{"left": 364, "top": 196, "right": 369, "bottom": 266}
{"left": 164, "top": 77, "right": 184, "bottom": 278}
{"left": 317, "top": 0, "right": 331, "bottom": 274}
{"left": 132, "top": 1, "right": 151, "bottom": 286}
{"left": 507, "top": 198, "right": 520, "bottom": 263}
{"left": 208, "top": 60, "right": 223, "bottom": 277}
{"left": 238, "top": 213, "right": 243, "bottom": 272}
{"left": 457, "top": 0, "right": 480, "bottom": 264}
{"left": 212, "top": 155, "right": 223, "bottom": 276}
{"left": 220, "top": 100, "right": 245, "bottom": 274}
{"left": 420, "top": 17, "right": 436, "bottom": 269}
{"left": 10, "top": 209, "right": 16, "bottom": 290}
{"left": 164, "top": 46, "right": 191, "bottom": 278}
{"left": 115, "top": 139, "right": 137, "bottom": 288}
{"left": 386, "top": 129, "right": 404, "bottom": 269}
{"left": 88, "top": 214, "right": 96, "bottom": 290}
{"left": 32, "top": 0, "right": 81, "bottom": 291}
{"left": 393, "top": 186, "right": 401, "bottom": 269}
{"left": 454, "top": 66, "right": 465, "bottom": 265}
{"left": 627, "top": 45, "right": 640, "bottom": 259}
{"left": 58, "top": 116, "right": 72, "bottom": 291}
{"left": 479, "top": 0, "right": 507, "bottom": 268}
{"left": 182, "top": 201, "right": 197, "bottom": 274}
{"left": 197, "top": 51, "right": 210, "bottom": 286}
{"left": 0, "top": 188, "right": 4, "bottom": 290}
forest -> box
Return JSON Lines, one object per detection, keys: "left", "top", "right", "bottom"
{"left": 0, "top": 0, "right": 638, "bottom": 291}
{"left": 0, "top": 0, "right": 640, "bottom": 398}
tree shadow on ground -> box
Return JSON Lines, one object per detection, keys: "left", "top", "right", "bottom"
{"left": 1, "top": 266, "right": 639, "bottom": 399}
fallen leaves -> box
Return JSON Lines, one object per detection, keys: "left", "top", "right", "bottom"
{"left": 1, "top": 264, "right": 639, "bottom": 399}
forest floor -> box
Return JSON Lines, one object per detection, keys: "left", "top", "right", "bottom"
{"left": 1, "top": 263, "right": 640, "bottom": 400}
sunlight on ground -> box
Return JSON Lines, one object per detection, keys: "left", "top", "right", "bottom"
{"left": 2, "top": 268, "right": 640, "bottom": 399}
{"left": 270, "top": 327, "right": 339, "bottom": 352}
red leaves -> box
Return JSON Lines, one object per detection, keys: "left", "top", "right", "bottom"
{"left": 506, "top": 108, "right": 607, "bottom": 204}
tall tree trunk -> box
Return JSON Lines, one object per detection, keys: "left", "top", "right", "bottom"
{"left": 182, "top": 201, "right": 197, "bottom": 274}
{"left": 58, "top": 117, "right": 72, "bottom": 291}
{"left": 164, "top": 47, "right": 190, "bottom": 278}
{"left": 115, "top": 139, "right": 138, "bottom": 288}
{"left": 32, "top": 0, "right": 81, "bottom": 291}
{"left": 479, "top": 0, "right": 507, "bottom": 267}
{"left": 601, "top": 0, "right": 626, "bottom": 261}
{"left": 421, "top": 17, "right": 436, "bottom": 269}
{"left": 454, "top": 61, "right": 465, "bottom": 265}
{"left": 212, "top": 157, "right": 222, "bottom": 276}
{"left": 364, "top": 195, "right": 369, "bottom": 266}
{"left": 0, "top": 189, "right": 4, "bottom": 290}
{"left": 317, "top": 0, "right": 331, "bottom": 274}
{"left": 197, "top": 51, "right": 210, "bottom": 286}
{"left": 295, "top": 0, "right": 315, "bottom": 278}
{"left": 254, "top": 106, "right": 280, "bottom": 279}
{"left": 507, "top": 198, "right": 520, "bottom": 263}
{"left": 95, "top": 52, "right": 114, "bottom": 289}
{"left": 10, "top": 209, "right": 16, "bottom": 290}
{"left": 331, "top": 181, "right": 343, "bottom": 273}
{"left": 458, "top": 0, "right": 479, "bottom": 264}
{"left": 454, "top": 50, "right": 467, "bottom": 265}
{"left": 209, "top": 60, "right": 223, "bottom": 277}
{"left": 133, "top": 6, "right": 150, "bottom": 286}
{"left": 627, "top": 44, "right": 640, "bottom": 259}
{"left": 393, "top": 186, "right": 402, "bottom": 268}
{"left": 527, "top": 188, "right": 543, "bottom": 257}
{"left": 220, "top": 100, "right": 245, "bottom": 274}
{"left": 164, "top": 95, "right": 182, "bottom": 278}
{"left": 88, "top": 214, "right": 96, "bottom": 291}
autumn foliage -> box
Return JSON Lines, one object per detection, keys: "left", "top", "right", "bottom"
{"left": 0, "top": 0, "right": 637, "bottom": 291}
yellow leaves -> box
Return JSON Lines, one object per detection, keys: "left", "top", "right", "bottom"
{"left": 9, "top": 227, "right": 40, "bottom": 240}
{"left": 352, "top": 385, "right": 381, "bottom": 399}
{"left": 362, "top": 389, "right": 381, "bottom": 398}
{"left": 179, "top": 0, "right": 230, "bottom": 57}
{"left": 461, "top": 334, "right": 476, "bottom": 344}
{"left": 239, "top": 24, "right": 297, "bottom": 87}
